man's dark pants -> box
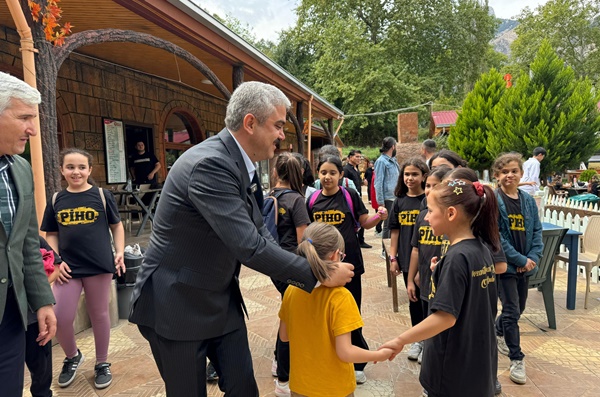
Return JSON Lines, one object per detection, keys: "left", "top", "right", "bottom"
{"left": 496, "top": 273, "right": 528, "bottom": 361}
{"left": 25, "top": 320, "right": 53, "bottom": 397}
{"left": 0, "top": 287, "right": 26, "bottom": 397}
{"left": 139, "top": 323, "right": 259, "bottom": 397}
{"left": 382, "top": 199, "right": 394, "bottom": 239}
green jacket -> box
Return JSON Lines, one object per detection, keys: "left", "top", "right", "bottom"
{"left": 0, "top": 155, "right": 55, "bottom": 328}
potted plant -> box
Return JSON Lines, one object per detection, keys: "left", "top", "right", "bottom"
{"left": 579, "top": 169, "right": 598, "bottom": 182}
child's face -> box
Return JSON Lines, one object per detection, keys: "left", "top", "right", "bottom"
{"left": 425, "top": 176, "right": 441, "bottom": 197}
{"left": 318, "top": 162, "right": 342, "bottom": 191}
{"left": 495, "top": 161, "right": 522, "bottom": 190}
{"left": 425, "top": 192, "right": 446, "bottom": 236}
{"left": 431, "top": 157, "right": 455, "bottom": 169}
{"left": 404, "top": 165, "right": 424, "bottom": 192}
{"left": 60, "top": 153, "right": 91, "bottom": 189}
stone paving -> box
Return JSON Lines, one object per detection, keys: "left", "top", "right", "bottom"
{"left": 24, "top": 197, "right": 600, "bottom": 396}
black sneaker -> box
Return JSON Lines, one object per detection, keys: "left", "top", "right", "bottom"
{"left": 206, "top": 362, "right": 218, "bottom": 381}
{"left": 360, "top": 242, "right": 372, "bottom": 249}
{"left": 58, "top": 349, "right": 85, "bottom": 388}
{"left": 495, "top": 378, "right": 502, "bottom": 395}
{"left": 94, "top": 362, "right": 113, "bottom": 389}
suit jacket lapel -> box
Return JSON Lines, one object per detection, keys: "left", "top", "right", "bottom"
{"left": 217, "top": 129, "right": 263, "bottom": 225}
{"left": 6, "top": 160, "right": 26, "bottom": 244}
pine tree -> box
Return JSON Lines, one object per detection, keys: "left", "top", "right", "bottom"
{"left": 489, "top": 40, "right": 600, "bottom": 177}
{"left": 448, "top": 68, "right": 505, "bottom": 171}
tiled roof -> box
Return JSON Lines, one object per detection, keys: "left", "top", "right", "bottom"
{"left": 431, "top": 110, "right": 458, "bottom": 127}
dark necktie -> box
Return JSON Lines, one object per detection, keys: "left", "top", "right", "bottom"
{"left": 251, "top": 172, "right": 264, "bottom": 210}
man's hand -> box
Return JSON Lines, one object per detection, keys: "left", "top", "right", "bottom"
{"left": 322, "top": 261, "right": 354, "bottom": 287}
{"left": 36, "top": 305, "right": 57, "bottom": 346}
{"left": 57, "top": 262, "right": 72, "bottom": 284}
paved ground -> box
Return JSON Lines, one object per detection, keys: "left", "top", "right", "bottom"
{"left": 24, "top": 194, "right": 600, "bottom": 396}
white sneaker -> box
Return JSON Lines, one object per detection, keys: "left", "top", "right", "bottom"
{"left": 271, "top": 358, "right": 278, "bottom": 377}
{"left": 497, "top": 335, "right": 509, "bottom": 356}
{"left": 355, "top": 370, "right": 367, "bottom": 384}
{"left": 407, "top": 341, "right": 423, "bottom": 361}
{"left": 274, "top": 379, "right": 290, "bottom": 397}
{"left": 509, "top": 359, "right": 526, "bottom": 385}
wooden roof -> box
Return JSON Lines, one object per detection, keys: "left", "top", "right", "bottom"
{"left": 0, "top": 0, "right": 343, "bottom": 120}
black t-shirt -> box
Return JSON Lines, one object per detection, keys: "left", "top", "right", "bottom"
{"left": 411, "top": 209, "right": 447, "bottom": 301}
{"left": 388, "top": 193, "right": 426, "bottom": 272}
{"left": 308, "top": 188, "right": 368, "bottom": 275}
{"left": 498, "top": 189, "right": 527, "bottom": 255}
{"left": 421, "top": 239, "right": 497, "bottom": 397}
{"left": 41, "top": 186, "right": 120, "bottom": 278}
{"left": 271, "top": 188, "right": 311, "bottom": 252}
{"left": 129, "top": 151, "right": 159, "bottom": 184}
{"left": 343, "top": 164, "right": 363, "bottom": 196}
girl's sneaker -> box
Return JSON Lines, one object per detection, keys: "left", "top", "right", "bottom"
{"left": 94, "top": 362, "right": 113, "bottom": 389}
{"left": 407, "top": 341, "right": 423, "bottom": 360}
{"left": 274, "top": 379, "right": 290, "bottom": 397}
{"left": 58, "top": 349, "right": 85, "bottom": 388}
{"left": 271, "top": 358, "right": 278, "bottom": 377}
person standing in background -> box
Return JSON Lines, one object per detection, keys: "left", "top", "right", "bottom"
{"left": 129, "top": 141, "right": 161, "bottom": 186}
{"left": 519, "top": 147, "right": 546, "bottom": 195}
{"left": 374, "top": 137, "right": 400, "bottom": 239}
{"left": 420, "top": 139, "right": 437, "bottom": 168}
{"left": 344, "top": 150, "right": 371, "bottom": 249}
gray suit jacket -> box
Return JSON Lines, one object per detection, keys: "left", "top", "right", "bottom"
{"left": 130, "top": 129, "right": 317, "bottom": 341}
{"left": 0, "top": 155, "right": 55, "bottom": 328}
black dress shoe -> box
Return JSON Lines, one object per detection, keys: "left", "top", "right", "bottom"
{"left": 359, "top": 242, "right": 372, "bottom": 249}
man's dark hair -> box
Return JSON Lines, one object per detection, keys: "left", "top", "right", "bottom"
{"left": 348, "top": 149, "right": 362, "bottom": 157}
{"left": 533, "top": 147, "right": 546, "bottom": 156}
{"left": 422, "top": 139, "right": 436, "bottom": 153}
{"left": 379, "top": 137, "right": 396, "bottom": 153}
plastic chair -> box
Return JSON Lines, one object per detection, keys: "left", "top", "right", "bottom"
{"left": 554, "top": 215, "right": 600, "bottom": 309}
{"left": 528, "top": 227, "right": 568, "bottom": 329}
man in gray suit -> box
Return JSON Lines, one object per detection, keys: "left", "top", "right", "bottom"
{"left": 0, "top": 72, "right": 56, "bottom": 396}
{"left": 130, "top": 82, "right": 354, "bottom": 396}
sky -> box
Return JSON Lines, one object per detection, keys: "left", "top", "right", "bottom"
{"left": 195, "top": 0, "right": 551, "bottom": 42}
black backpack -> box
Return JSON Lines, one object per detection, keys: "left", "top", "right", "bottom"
{"left": 262, "top": 189, "right": 293, "bottom": 243}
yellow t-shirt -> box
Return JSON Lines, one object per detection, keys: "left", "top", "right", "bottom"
{"left": 279, "top": 286, "right": 364, "bottom": 397}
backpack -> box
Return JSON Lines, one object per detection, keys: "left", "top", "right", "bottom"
{"left": 308, "top": 186, "right": 361, "bottom": 232}
{"left": 262, "top": 189, "right": 294, "bottom": 243}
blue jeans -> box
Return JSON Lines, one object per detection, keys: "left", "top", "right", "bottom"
{"left": 496, "top": 273, "right": 528, "bottom": 361}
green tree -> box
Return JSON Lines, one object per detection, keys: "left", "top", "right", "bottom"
{"left": 489, "top": 41, "right": 600, "bottom": 177}
{"left": 511, "top": 0, "right": 600, "bottom": 84}
{"left": 449, "top": 68, "right": 506, "bottom": 170}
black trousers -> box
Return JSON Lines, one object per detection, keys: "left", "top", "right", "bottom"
{"left": 345, "top": 274, "right": 369, "bottom": 371}
{"left": 496, "top": 273, "right": 528, "bottom": 361}
{"left": 0, "top": 288, "right": 26, "bottom": 397}
{"left": 402, "top": 272, "right": 424, "bottom": 327}
{"left": 25, "top": 321, "right": 53, "bottom": 397}
{"left": 139, "top": 324, "right": 259, "bottom": 397}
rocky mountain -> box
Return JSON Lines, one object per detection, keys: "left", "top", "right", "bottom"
{"left": 492, "top": 18, "right": 519, "bottom": 56}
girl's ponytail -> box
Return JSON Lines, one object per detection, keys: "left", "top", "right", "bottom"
{"left": 296, "top": 223, "right": 345, "bottom": 283}
{"left": 471, "top": 183, "right": 500, "bottom": 252}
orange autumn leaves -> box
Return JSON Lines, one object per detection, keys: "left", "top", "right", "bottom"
{"left": 29, "top": 0, "right": 72, "bottom": 46}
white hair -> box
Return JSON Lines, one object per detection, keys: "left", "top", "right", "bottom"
{"left": 225, "top": 81, "right": 291, "bottom": 131}
{"left": 0, "top": 72, "right": 41, "bottom": 114}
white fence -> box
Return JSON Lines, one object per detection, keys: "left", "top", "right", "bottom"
{"left": 540, "top": 192, "right": 599, "bottom": 283}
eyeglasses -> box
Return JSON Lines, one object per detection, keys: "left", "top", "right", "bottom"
{"left": 339, "top": 251, "right": 346, "bottom": 262}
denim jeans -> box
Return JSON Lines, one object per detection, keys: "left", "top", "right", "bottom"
{"left": 496, "top": 273, "right": 528, "bottom": 361}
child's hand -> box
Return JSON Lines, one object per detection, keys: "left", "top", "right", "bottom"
{"left": 390, "top": 261, "right": 400, "bottom": 276}
{"left": 114, "top": 254, "right": 126, "bottom": 277}
{"left": 378, "top": 338, "right": 405, "bottom": 361}
{"left": 377, "top": 206, "right": 388, "bottom": 221}
{"left": 430, "top": 256, "right": 439, "bottom": 272}
{"left": 406, "top": 281, "right": 418, "bottom": 302}
{"left": 373, "top": 348, "right": 395, "bottom": 363}
{"left": 56, "top": 262, "right": 72, "bottom": 285}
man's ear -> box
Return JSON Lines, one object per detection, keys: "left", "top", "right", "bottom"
{"left": 242, "top": 113, "right": 256, "bottom": 134}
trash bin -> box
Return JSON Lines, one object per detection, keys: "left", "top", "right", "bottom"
{"left": 116, "top": 252, "right": 143, "bottom": 319}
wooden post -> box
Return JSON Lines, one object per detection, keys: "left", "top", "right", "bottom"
{"left": 7, "top": 0, "right": 46, "bottom": 228}
{"left": 307, "top": 95, "right": 313, "bottom": 166}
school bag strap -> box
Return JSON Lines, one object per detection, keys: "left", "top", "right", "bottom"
{"left": 308, "top": 187, "right": 361, "bottom": 232}
{"left": 262, "top": 189, "right": 294, "bottom": 242}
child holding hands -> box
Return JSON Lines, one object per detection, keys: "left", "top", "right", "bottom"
{"left": 279, "top": 223, "right": 393, "bottom": 397}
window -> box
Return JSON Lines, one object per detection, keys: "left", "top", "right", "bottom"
{"left": 163, "top": 111, "right": 201, "bottom": 172}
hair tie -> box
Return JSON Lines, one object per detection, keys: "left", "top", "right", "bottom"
{"left": 307, "top": 238, "right": 313, "bottom": 244}
{"left": 473, "top": 181, "right": 485, "bottom": 197}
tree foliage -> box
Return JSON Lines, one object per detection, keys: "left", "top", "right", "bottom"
{"left": 448, "top": 68, "right": 505, "bottom": 171}
{"left": 489, "top": 41, "right": 600, "bottom": 176}
{"left": 511, "top": 0, "right": 600, "bottom": 85}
